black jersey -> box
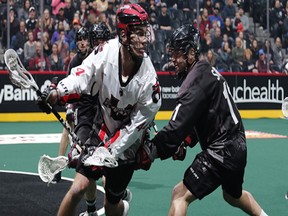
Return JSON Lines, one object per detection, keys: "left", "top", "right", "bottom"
{"left": 66, "top": 49, "right": 97, "bottom": 144}
{"left": 154, "top": 60, "right": 245, "bottom": 164}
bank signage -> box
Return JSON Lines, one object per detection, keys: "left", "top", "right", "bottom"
{"left": 0, "top": 71, "right": 287, "bottom": 112}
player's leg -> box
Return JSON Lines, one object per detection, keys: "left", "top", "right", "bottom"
{"left": 168, "top": 181, "right": 196, "bottom": 216}
{"left": 223, "top": 190, "right": 267, "bottom": 216}
{"left": 58, "top": 172, "right": 90, "bottom": 216}
{"left": 52, "top": 127, "right": 70, "bottom": 183}
{"left": 168, "top": 152, "right": 220, "bottom": 216}
{"left": 104, "top": 164, "right": 134, "bottom": 216}
{"left": 79, "top": 181, "right": 98, "bottom": 216}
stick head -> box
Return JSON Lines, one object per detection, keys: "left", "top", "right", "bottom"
{"left": 282, "top": 97, "right": 288, "bottom": 118}
{"left": 4, "top": 49, "right": 38, "bottom": 90}
{"left": 38, "top": 155, "right": 68, "bottom": 184}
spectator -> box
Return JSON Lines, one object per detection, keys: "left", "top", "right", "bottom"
{"left": 250, "top": 38, "right": 260, "bottom": 62}
{"left": 96, "top": 0, "right": 109, "bottom": 12}
{"left": 138, "top": 0, "right": 150, "bottom": 15}
{"left": 25, "top": 6, "right": 37, "bottom": 31}
{"left": 43, "top": 32, "right": 52, "bottom": 57}
{"left": 232, "top": 11, "right": 239, "bottom": 28}
{"left": 88, "top": 0, "right": 101, "bottom": 17}
{"left": 238, "top": 6, "right": 249, "bottom": 32}
{"left": 17, "top": 0, "right": 31, "bottom": 21}
{"left": 150, "top": 12, "right": 159, "bottom": 31}
{"left": 208, "top": 2, "right": 224, "bottom": 28}
{"left": 219, "top": 40, "right": 232, "bottom": 67}
{"left": 43, "top": 8, "right": 55, "bottom": 36}
{"left": 64, "top": 0, "right": 76, "bottom": 24}
{"left": 11, "top": 20, "right": 27, "bottom": 62}
{"left": 55, "top": 6, "right": 70, "bottom": 30}
{"left": 23, "top": 30, "right": 36, "bottom": 68}
{"left": 221, "top": 0, "right": 236, "bottom": 20}
{"left": 52, "top": 0, "right": 66, "bottom": 16}
{"left": 270, "top": 0, "right": 285, "bottom": 39}
{"left": 33, "top": 18, "right": 48, "bottom": 41}
{"left": 201, "top": 31, "right": 213, "bottom": 54}
{"left": 255, "top": 49, "right": 271, "bottom": 73}
{"left": 209, "top": 19, "right": 219, "bottom": 40}
{"left": 282, "top": 4, "right": 288, "bottom": 50}
{"left": 158, "top": 2, "right": 172, "bottom": 31}
{"left": 272, "top": 37, "right": 285, "bottom": 72}
{"left": 63, "top": 49, "right": 76, "bottom": 71}
{"left": 263, "top": 39, "right": 274, "bottom": 66}
{"left": 29, "top": 41, "right": 49, "bottom": 70}
{"left": 222, "top": 17, "right": 235, "bottom": 44}
{"left": 49, "top": 43, "right": 64, "bottom": 71}
{"left": 211, "top": 26, "right": 223, "bottom": 54}
{"left": 78, "top": 0, "right": 89, "bottom": 26}
{"left": 55, "top": 29, "right": 69, "bottom": 60}
{"left": 205, "top": 49, "right": 218, "bottom": 67}
{"left": 232, "top": 37, "right": 245, "bottom": 67}
{"left": 199, "top": 8, "right": 210, "bottom": 40}
{"left": 242, "top": 48, "right": 257, "bottom": 72}
{"left": 51, "top": 20, "right": 66, "bottom": 44}
{"left": 105, "top": 0, "right": 117, "bottom": 36}
{"left": 84, "top": 11, "right": 98, "bottom": 30}
{"left": 161, "top": 42, "right": 175, "bottom": 71}
{"left": 6, "top": 7, "right": 20, "bottom": 43}
{"left": 68, "top": 18, "right": 81, "bottom": 48}
{"left": 148, "top": 0, "right": 158, "bottom": 16}
{"left": 202, "top": 0, "right": 213, "bottom": 15}
{"left": 238, "top": 31, "right": 247, "bottom": 50}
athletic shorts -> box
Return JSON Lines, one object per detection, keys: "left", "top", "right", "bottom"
{"left": 183, "top": 146, "right": 245, "bottom": 200}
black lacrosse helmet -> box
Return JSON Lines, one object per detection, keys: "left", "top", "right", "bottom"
{"left": 168, "top": 24, "right": 200, "bottom": 79}
{"left": 168, "top": 24, "right": 200, "bottom": 60}
{"left": 76, "top": 27, "right": 89, "bottom": 42}
{"left": 89, "top": 22, "right": 111, "bottom": 48}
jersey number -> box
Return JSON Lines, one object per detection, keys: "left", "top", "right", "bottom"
{"left": 223, "top": 82, "right": 239, "bottom": 125}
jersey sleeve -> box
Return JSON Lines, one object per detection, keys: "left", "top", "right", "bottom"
{"left": 57, "top": 51, "right": 103, "bottom": 103}
{"left": 109, "top": 78, "right": 161, "bottom": 159}
{"left": 153, "top": 81, "right": 206, "bottom": 160}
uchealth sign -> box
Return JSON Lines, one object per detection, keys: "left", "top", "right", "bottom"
{"left": 157, "top": 72, "right": 288, "bottom": 111}
{"left": 0, "top": 71, "right": 287, "bottom": 113}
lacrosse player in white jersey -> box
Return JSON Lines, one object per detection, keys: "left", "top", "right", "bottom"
{"left": 37, "top": 3, "right": 161, "bottom": 216}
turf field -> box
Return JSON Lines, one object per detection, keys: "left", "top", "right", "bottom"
{"left": 0, "top": 119, "right": 287, "bottom": 215}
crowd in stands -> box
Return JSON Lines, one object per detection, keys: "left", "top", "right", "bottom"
{"left": 0, "top": 0, "right": 288, "bottom": 73}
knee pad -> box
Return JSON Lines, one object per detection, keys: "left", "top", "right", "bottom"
{"left": 105, "top": 188, "right": 124, "bottom": 204}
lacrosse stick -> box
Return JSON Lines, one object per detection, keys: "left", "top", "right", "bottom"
{"left": 4, "top": 49, "right": 118, "bottom": 183}
{"left": 38, "top": 147, "right": 118, "bottom": 184}
{"left": 282, "top": 97, "right": 288, "bottom": 118}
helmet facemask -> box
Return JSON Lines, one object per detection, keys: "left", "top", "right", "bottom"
{"left": 168, "top": 24, "right": 200, "bottom": 79}
{"left": 116, "top": 4, "right": 150, "bottom": 65}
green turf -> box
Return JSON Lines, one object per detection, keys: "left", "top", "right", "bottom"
{"left": 0, "top": 119, "right": 287, "bottom": 215}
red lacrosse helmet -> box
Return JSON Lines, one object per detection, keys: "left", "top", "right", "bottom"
{"left": 116, "top": 4, "right": 149, "bottom": 33}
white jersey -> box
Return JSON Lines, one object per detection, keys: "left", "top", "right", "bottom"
{"left": 58, "top": 38, "right": 161, "bottom": 160}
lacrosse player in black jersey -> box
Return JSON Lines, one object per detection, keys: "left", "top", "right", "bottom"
{"left": 148, "top": 24, "right": 268, "bottom": 216}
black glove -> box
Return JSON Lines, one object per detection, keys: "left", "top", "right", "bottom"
{"left": 135, "top": 139, "right": 158, "bottom": 171}
{"left": 67, "top": 143, "right": 82, "bottom": 168}
{"left": 65, "top": 103, "right": 74, "bottom": 122}
{"left": 37, "top": 77, "right": 59, "bottom": 114}
{"left": 172, "top": 142, "right": 187, "bottom": 161}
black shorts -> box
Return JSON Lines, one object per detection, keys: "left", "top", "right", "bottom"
{"left": 183, "top": 149, "right": 245, "bottom": 200}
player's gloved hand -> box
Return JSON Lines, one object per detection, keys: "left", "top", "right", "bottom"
{"left": 67, "top": 143, "right": 82, "bottom": 168}
{"left": 65, "top": 103, "right": 74, "bottom": 122}
{"left": 37, "top": 77, "right": 60, "bottom": 114}
{"left": 135, "top": 139, "right": 158, "bottom": 171}
{"left": 172, "top": 142, "right": 187, "bottom": 161}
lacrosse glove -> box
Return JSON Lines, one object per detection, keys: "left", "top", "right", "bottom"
{"left": 67, "top": 143, "right": 82, "bottom": 168}
{"left": 135, "top": 139, "right": 158, "bottom": 171}
{"left": 65, "top": 103, "right": 74, "bottom": 122}
{"left": 37, "top": 77, "right": 60, "bottom": 114}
